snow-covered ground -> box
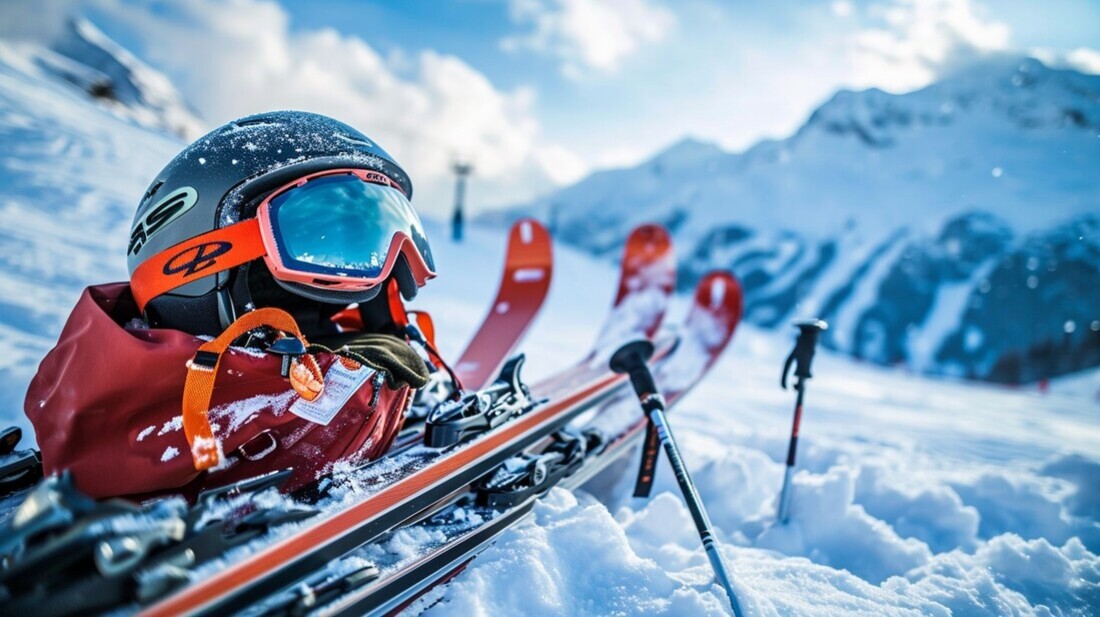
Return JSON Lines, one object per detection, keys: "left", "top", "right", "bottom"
{"left": 0, "top": 29, "right": 1098, "bottom": 617}
{"left": 413, "top": 232, "right": 1100, "bottom": 616}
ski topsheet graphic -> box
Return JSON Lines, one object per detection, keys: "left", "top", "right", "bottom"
{"left": 452, "top": 219, "right": 552, "bottom": 391}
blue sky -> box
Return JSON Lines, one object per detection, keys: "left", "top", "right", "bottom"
{"left": 29, "top": 0, "right": 1100, "bottom": 213}
{"left": 279, "top": 0, "right": 1100, "bottom": 162}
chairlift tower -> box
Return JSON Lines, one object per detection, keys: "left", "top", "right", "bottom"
{"left": 452, "top": 162, "right": 473, "bottom": 242}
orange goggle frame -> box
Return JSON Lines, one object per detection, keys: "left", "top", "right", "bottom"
{"left": 130, "top": 169, "right": 436, "bottom": 313}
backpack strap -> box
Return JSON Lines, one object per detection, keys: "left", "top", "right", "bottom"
{"left": 182, "top": 307, "right": 321, "bottom": 471}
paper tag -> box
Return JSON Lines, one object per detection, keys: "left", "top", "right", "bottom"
{"left": 289, "top": 362, "right": 375, "bottom": 426}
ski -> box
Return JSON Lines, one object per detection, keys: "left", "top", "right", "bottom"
{"left": 282, "top": 271, "right": 744, "bottom": 616}
{"left": 593, "top": 223, "right": 675, "bottom": 351}
{"left": 451, "top": 218, "right": 553, "bottom": 391}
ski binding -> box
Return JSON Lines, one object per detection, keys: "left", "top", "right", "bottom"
{"left": 424, "top": 354, "right": 543, "bottom": 448}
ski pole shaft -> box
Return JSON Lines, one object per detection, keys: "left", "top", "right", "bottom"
{"left": 777, "top": 319, "right": 826, "bottom": 524}
{"left": 610, "top": 341, "right": 745, "bottom": 617}
{"left": 776, "top": 381, "right": 805, "bottom": 523}
{"left": 648, "top": 406, "right": 744, "bottom": 617}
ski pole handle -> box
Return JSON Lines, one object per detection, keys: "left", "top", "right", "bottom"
{"left": 781, "top": 319, "right": 827, "bottom": 389}
{"left": 609, "top": 339, "right": 659, "bottom": 400}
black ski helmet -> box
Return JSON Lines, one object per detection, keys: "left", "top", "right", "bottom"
{"left": 127, "top": 111, "right": 431, "bottom": 336}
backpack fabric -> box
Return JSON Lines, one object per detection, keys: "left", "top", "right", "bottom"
{"left": 25, "top": 283, "right": 423, "bottom": 500}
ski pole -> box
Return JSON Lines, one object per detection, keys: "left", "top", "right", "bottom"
{"left": 777, "top": 319, "right": 827, "bottom": 524}
{"left": 611, "top": 340, "right": 745, "bottom": 617}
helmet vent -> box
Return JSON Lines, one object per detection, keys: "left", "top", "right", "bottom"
{"left": 142, "top": 180, "right": 163, "bottom": 203}
{"left": 334, "top": 132, "right": 373, "bottom": 147}
{"left": 234, "top": 118, "right": 278, "bottom": 128}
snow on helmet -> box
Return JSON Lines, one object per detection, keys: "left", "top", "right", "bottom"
{"left": 126, "top": 111, "right": 435, "bottom": 336}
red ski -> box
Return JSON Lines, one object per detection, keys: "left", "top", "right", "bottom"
{"left": 452, "top": 218, "right": 553, "bottom": 390}
{"left": 592, "top": 224, "right": 676, "bottom": 355}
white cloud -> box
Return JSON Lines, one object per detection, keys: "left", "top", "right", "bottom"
{"left": 1029, "top": 46, "right": 1100, "bottom": 75}
{"left": 831, "top": 1, "right": 854, "bottom": 18}
{"left": 850, "top": 0, "right": 1011, "bottom": 91}
{"left": 86, "top": 0, "right": 585, "bottom": 213}
{"left": 1064, "top": 47, "right": 1100, "bottom": 75}
{"left": 502, "top": 0, "right": 674, "bottom": 77}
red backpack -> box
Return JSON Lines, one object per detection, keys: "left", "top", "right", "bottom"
{"left": 25, "top": 283, "right": 417, "bottom": 500}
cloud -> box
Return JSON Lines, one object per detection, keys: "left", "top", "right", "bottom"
{"left": 849, "top": 0, "right": 1011, "bottom": 91}
{"left": 831, "top": 1, "right": 854, "bottom": 18}
{"left": 85, "top": 0, "right": 585, "bottom": 214}
{"left": 502, "top": 0, "right": 674, "bottom": 77}
{"left": 1064, "top": 47, "right": 1100, "bottom": 75}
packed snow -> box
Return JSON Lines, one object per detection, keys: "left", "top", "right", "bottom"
{"left": 0, "top": 25, "right": 1097, "bottom": 617}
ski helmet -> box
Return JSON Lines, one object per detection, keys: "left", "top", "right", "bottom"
{"left": 127, "top": 111, "right": 435, "bottom": 336}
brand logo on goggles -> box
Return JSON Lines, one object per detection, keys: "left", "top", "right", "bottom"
{"left": 129, "top": 187, "right": 199, "bottom": 256}
{"left": 163, "top": 241, "right": 233, "bottom": 278}
{"left": 361, "top": 171, "right": 404, "bottom": 194}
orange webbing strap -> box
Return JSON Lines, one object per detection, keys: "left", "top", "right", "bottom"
{"left": 130, "top": 218, "right": 268, "bottom": 312}
{"left": 182, "top": 307, "right": 310, "bottom": 471}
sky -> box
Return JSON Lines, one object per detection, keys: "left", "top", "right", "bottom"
{"left": 4, "top": 0, "right": 1100, "bottom": 215}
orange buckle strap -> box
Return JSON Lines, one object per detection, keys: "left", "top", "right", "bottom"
{"left": 182, "top": 307, "right": 323, "bottom": 471}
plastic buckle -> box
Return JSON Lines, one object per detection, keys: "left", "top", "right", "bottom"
{"left": 267, "top": 337, "right": 307, "bottom": 378}
{"left": 187, "top": 350, "right": 220, "bottom": 372}
{"left": 239, "top": 430, "right": 278, "bottom": 461}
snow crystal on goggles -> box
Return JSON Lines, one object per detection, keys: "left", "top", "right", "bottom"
{"left": 130, "top": 169, "right": 436, "bottom": 312}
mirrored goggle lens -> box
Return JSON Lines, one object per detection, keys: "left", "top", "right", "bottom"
{"left": 268, "top": 174, "right": 434, "bottom": 278}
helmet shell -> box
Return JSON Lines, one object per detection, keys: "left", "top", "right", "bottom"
{"left": 126, "top": 111, "right": 417, "bottom": 335}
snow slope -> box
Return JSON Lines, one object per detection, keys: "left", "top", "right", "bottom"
{"left": 491, "top": 57, "right": 1100, "bottom": 384}
{"left": 0, "top": 29, "right": 1098, "bottom": 617}
{"left": 0, "top": 35, "right": 185, "bottom": 435}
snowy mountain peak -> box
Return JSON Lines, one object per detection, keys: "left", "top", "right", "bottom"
{"left": 650, "top": 137, "right": 728, "bottom": 168}
{"left": 0, "top": 18, "right": 205, "bottom": 140}
{"left": 803, "top": 56, "right": 1100, "bottom": 148}
{"left": 494, "top": 58, "right": 1100, "bottom": 383}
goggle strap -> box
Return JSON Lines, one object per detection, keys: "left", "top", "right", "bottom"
{"left": 131, "top": 219, "right": 268, "bottom": 312}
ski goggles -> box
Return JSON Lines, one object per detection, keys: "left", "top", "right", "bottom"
{"left": 131, "top": 169, "right": 436, "bottom": 312}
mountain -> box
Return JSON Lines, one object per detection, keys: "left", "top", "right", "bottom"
{"left": 489, "top": 57, "right": 1100, "bottom": 383}
{"left": 0, "top": 18, "right": 204, "bottom": 140}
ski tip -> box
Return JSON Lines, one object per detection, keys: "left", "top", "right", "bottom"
{"left": 507, "top": 217, "right": 553, "bottom": 268}
{"left": 693, "top": 270, "right": 744, "bottom": 327}
{"left": 625, "top": 223, "right": 673, "bottom": 258}
{"left": 510, "top": 218, "right": 551, "bottom": 245}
